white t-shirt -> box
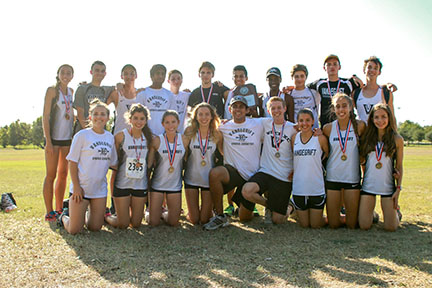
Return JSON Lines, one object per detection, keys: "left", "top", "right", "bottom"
{"left": 174, "top": 91, "right": 191, "bottom": 132}
{"left": 136, "top": 87, "right": 176, "bottom": 135}
{"left": 219, "top": 117, "right": 264, "bottom": 180}
{"left": 259, "top": 118, "right": 296, "bottom": 182}
{"left": 290, "top": 88, "right": 320, "bottom": 129}
{"left": 66, "top": 128, "right": 117, "bottom": 198}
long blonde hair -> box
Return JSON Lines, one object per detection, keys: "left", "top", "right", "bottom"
{"left": 186, "top": 103, "right": 221, "bottom": 143}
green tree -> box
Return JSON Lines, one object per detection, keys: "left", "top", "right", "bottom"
{"left": 398, "top": 120, "right": 423, "bottom": 144}
{"left": 0, "top": 126, "right": 8, "bottom": 148}
{"left": 413, "top": 129, "right": 425, "bottom": 142}
{"left": 31, "top": 116, "right": 45, "bottom": 148}
{"left": 8, "top": 120, "right": 30, "bottom": 148}
{"left": 426, "top": 131, "right": 432, "bottom": 142}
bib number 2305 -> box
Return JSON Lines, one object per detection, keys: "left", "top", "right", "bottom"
{"left": 126, "top": 157, "right": 145, "bottom": 179}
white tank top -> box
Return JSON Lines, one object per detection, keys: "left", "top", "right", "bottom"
{"left": 262, "top": 92, "right": 285, "bottom": 118}
{"left": 114, "top": 92, "right": 137, "bottom": 135}
{"left": 184, "top": 133, "right": 217, "bottom": 188}
{"left": 362, "top": 149, "right": 394, "bottom": 195}
{"left": 292, "top": 133, "right": 325, "bottom": 196}
{"left": 219, "top": 118, "right": 264, "bottom": 180}
{"left": 356, "top": 87, "right": 382, "bottom": 123}
{"left": 259, "top": 118, "right": 296, "bottom": 182}
{"left": 224, "top": 90, "right": 234, "bottom": 119}
{"left": 151, "top": 133, "right": 185, "bottom": 191}
{"left": 115, "top": 129, "right": 149, "bottom": 190}
{"left": 326, "top": 120, "right": 360, "bottom": 183}
{"left": 52, "top": 88, "right": 74, "bottom": 141}
{"left": 291, "top": 88, "right": 319, "bottom": 129}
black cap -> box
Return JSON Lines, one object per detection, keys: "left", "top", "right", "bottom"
{"left": 266, "top": 67, "right": 282, "bottom": 78}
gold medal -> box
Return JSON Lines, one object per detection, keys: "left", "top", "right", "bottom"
{"left": 201, "top": 160, "right": 206, "bottom": 166}
{"left": 136, "top": 162, "right": 142, "bottom": 169}
{"left": 375, "top": 162, "right": 382, "bottom": 169}
{"left": 168, "top": 166, "right": 174, "bottom": 173}
{"left": 275, "top": 152, "right": 280, "bottom": 158}
{"left": 65, "top": 113, "right": 70, "bottom": 120}
{"left": 341, "top": 154, "right": 347, "bottom": 161}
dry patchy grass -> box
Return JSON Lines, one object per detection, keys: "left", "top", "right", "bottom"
{"left": 0, "top": 147, "right": 431, "bottom": 287}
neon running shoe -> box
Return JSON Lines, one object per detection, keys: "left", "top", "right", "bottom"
{"left": 45, "top": 211, "right": 57, "bottom": 222}
{"left": 253, "top": 207, "right": 260, "bottom": 217}
{"left": 223, "top": 204, "right": 235, "bottom": 216}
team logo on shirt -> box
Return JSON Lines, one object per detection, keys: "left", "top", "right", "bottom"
{"left": 147, "top": 95, "right": 168, "bottom": 108}
{"left": 236, "top": 134, "right": 248, "bottom": 142}
{"left": 364, "top": 104, "right": 373, "bottom": 114}
{"left": 98, "top": 147, "right": 109, "bottom": 156}
{"left": 322, "top": 87, "right": 346, "bottom": 98}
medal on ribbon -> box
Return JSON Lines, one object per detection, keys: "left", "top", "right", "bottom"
{"left": 375, "top": 142, "right": 384, "bottom": 169}
{"left": 198, "top": 129, "right": 210, "bottom": 166}
{"left": 62, "top": 89, "right": 71, "bottom": 120}
{"left": 272, "top": 121, "right": 285, "bottom": 158}
{"left": 337, "top": 120, "right": 351, "bottom": 161}
{"left": 132, "top": 130, "right": 143, "bottom": 168}
{"left": 201, "top": 84, "right": 213, "bottom": 104}
{"left": 326, "top": 80, "right": 341, "bottom": 97}
{"left": 164, "top": 133, "right": 178, "bottom": 173}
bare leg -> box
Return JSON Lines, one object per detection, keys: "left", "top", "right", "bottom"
{"left": 343, "top": 189, "right": 360, "bottom": 229}
{"left": 381, "top": 197, "right": 399, "bottom": 232}
{"left": 86, "top": 198, "right": 107, "bottom": 231}
{"left": 54, "top": 146, "right": 70, "bottom": 211}
{"left": 358, "top": 195, "right": 376, "bottom": 230}
{"left": 63, "top": 198, "right": 89, "bottom": 235}
{"left": 130, "top": 196, "right": 146, "bottom": 228}
{"left": 209, "top": 167, "right": 230, "bottom": 215}
{"left": 105, "top": 196, "right": 131, "bottom": 229}
{"left": 166, "top": 193, "right": 182, "bottom": 227}
{"left": 326, "top": 189, "right": 342, "bottom": 229}
{"left": 185, "top": 188, "right": 200, "bottom": 224}
{"left": 149, "top": 192, "right": 164, "bottom": 227}
{"left": 43, "top": 146, "right": 60, "bottom": 214}
{"left": 238, "top": 203, "right": 254, "bottom": 222}
{"left": 309, "top": 209, "right": 325, "bottom": 228}
{"left": 200, "top": 190, "right": 213, "bottom": 224}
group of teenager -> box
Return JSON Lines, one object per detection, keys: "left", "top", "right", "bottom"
{"left": 42, "top": 54, "right": 403, "bottom": 235}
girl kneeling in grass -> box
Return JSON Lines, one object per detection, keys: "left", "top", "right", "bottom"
{"left": 105, "top": 104, "right": 152, "bottom": 228}
{"left": 291, "top": 109, "right": 329, "bottom": 228}
{"left": 58, "top": 100, "right": 117, "bottom": 234}
{"left": 358, "top": 104, "right": 403, "bottom": 231}
{"left": 147, "top": 111, "right": 187, "bottom": 227}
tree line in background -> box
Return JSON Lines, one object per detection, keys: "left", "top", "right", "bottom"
{"left": 0, "top": 117, "right": 431, "bottom": 149}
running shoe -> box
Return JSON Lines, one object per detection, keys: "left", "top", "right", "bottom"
{"left": 57, "top": 208, "right": 69, "bottom": 227}
{"left": 203, "top": 214, "right": 229, "bottom": 230}
{"left": 45, "top": 211, "right": 57, "bottom": 222}
{"left": 396, "top": 206, "right": 402, "bottom": 222}
{"left": 1, "top": 193, "right": 17, "bottom": 212}
{"left": 223, "top": 204, "right": 235, "bottom": 216}
{"left": 253, "top": 207, "right": 260, "bottom": 217}
{"left": 264, "top": 208, "right": 272, "bottom": 224}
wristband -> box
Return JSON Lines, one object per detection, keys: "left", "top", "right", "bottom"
{"left": 396, "top": 185, "right": 402, "bottom": 190}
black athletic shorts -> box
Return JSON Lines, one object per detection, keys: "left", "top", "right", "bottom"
{"left": 292, "top": 195, "right": 326, "bottom": 211}
{"left": 326, "top": 181, "right": 361, "bottom": 190}
{"left": 113, "top": 187, "right": 148, "bottom": 198}
{"left": 222, "top": 164, "right": 246, "bottom": 195}
{"left": 360, "top": 190, "right": 393, "bottom": 198}
{"left": 51, "top": 139, "right": 72, "bottom": 146}
{"left": 184, "top": 183, "right": 209, "bottom": 190}
{"left": 151, "top": 188, "right": 181, "bottom": 194}
{"left": 240, "top": 172, "right": 292, "bottom": 215}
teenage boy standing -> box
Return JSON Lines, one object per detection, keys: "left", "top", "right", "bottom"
{"left": 73, "top": 61, "right": 115, "bottom": 133}
{"left": 168, "top": 69, "right": 191, "bottom": 132}
{"left": 137, "top": 64, "right": 176, "bottom": 135}
{"left": 188, "top": 61, "right": 229, "bottom": 119}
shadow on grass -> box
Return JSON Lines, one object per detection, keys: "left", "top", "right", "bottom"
{"left": 56, "top": 217, "right": 432, "bottom": 287}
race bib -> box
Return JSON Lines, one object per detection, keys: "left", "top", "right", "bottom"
{"left": 125, "top": 157, "right": 145, "bottom": 179}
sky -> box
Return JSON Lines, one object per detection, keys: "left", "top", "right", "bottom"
{"left": 0, "top": 0, "right": 431, "bottom": 126}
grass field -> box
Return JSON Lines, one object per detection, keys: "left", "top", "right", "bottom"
{"left": 0, "top": 147, "right": 431, "bottom": 287}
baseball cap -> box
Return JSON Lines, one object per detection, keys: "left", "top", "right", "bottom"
{"left": 230, "top": 95, "right": 248, "bottom": 107}
{"left": 324, "top": 54, "right": 340, "bottom": 65}
{"left": 266, "top": 67, "right": 282, "bottom": 78}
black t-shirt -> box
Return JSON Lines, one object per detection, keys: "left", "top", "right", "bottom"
{"left": 308, "top": 77, "right": 359, "bottom": 127}
{"left": 188, "top": 83, "right": 229, "bottom": 119}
